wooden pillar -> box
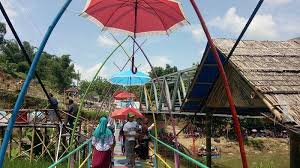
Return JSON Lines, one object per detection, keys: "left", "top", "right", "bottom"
{"left": 42, "top": 127, "right": 46, "bottom": 154}
{"left": 205, "top": 110, "right": 212, "bottom": 167}
{"left": 290, "top": 131, "right": 300, "bottom": 168}
{"left": 19, "top": 127, "right": 22, "bottom": 155}
{"left": 30, "top": 128, "right": 36, "bottom": 162}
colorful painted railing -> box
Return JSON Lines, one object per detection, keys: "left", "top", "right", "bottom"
{"left": 150, "top": 134, "right": 208, "bottom": 168}
{"left": 48, "top": 138, "right": 92, "bottom": 168}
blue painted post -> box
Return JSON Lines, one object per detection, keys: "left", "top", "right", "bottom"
{"left": 0, "top": 0, "right": 72, "bottom": 167}
{"left": 87, "top": 141, "right": 92, "bottom": 168}
{"left": 153, "top": 139, "right": 158, "bottom": 168}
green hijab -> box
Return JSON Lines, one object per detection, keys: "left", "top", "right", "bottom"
{"left": 93, "top": 117, "right": 112, "bottom": 142}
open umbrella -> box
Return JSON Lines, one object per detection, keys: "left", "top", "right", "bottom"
{"left": 113, "top": 91, "right": 137, "bottom": 100}
{"left": 110, "top": 107, "right": 143, "bottom": 120}
{"left": 109, "top": 70, "right": 151, "bottom": 86}
{"left": 81, "top": 0, "right": 187, "bottom": 73}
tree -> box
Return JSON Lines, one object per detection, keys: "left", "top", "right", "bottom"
{"left": 149, "top": 64, "right": 178, "bottom": 78}
{"left": 0, "top": 22, "right": 6, "bottom": 44}
{"left": 0, "top": 22, "right": 79, "bottom": 92}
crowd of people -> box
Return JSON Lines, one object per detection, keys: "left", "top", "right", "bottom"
{"left": 91, "top": 113, "right": 154, "bottom": 168}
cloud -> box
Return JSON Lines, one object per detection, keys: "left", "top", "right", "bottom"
{"left": 265, "top": 0, "right": 292, "bottom": 6}
{"left": 97, "top": 35, "right": 117, "bottom": 47}
{"left": 140, "top": 56, "right": 172, "bottom": 72}
{"left": 190, "top": 24, "right": 206, "bottom": 41}
{"left": 75, "top": 63, "right": 113, "bottom": 81}
{"left": 210, "top": 7, "right": 279, "bottom": 40}
{"left": 1, "top": 0, "right": 18, "bottom": 21}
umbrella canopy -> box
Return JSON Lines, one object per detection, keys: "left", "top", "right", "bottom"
{"left": 113, "top": 91, "right": 137, "bottom": 100}
{"left": 109, "top": 70, "right": 151, "bottom": 86}
{"left": 110, "top": 107, "right": 143, "bottom": 120}
{"left": 81, "top": 0, "right": 187, "bottom": 36}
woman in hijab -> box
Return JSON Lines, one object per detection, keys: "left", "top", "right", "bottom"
{"left": 92, "top": 117, "right": 115, "bottom": 168}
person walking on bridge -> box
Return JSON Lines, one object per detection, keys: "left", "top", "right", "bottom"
{"left": 91, "top": 117, "right": 115, "bottom": 168}
{"left": 123, "top": 113, "right": 138, "bottom": 167}
{"left": 66, "top": 99, "right": 78, "bottom": 129}
{"left": 48, "top": 93, "right": 59, "bottom": 123}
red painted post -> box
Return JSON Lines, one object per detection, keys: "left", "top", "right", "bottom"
{"left": 189, "top": 0, "right": 248, "bottom": 168}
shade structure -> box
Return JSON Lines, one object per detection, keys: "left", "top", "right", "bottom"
{"left": 81, "top": 0, "right": 187, "bottom": 36}
{"left": 113, "top": 91, "right": 137, "bottom": 100}
{"left": 109, "top": 70, "right": 151, "bottom": 86}
{"left": 110, "top": 107, "right": 144, "bottom": 120}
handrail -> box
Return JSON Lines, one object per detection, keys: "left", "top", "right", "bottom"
{"left": 79, "top": 152, "right": 92, "bottom": 168}
{"left": 149, "top": 147, "right": 172, "bottom": 168}
{"left": 48, "top": 138, "right": 92, "bottom": 168}
{"left": 150, "top": 134, "right": 208, "bottom": 168}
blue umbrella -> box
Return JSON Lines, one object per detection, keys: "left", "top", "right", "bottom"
{"left": 109, "top": 70, "right": 151, "bottom": 86}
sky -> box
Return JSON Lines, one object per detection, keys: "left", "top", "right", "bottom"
{"left": 0, "top": 0, "right": 299, "bottom": 81}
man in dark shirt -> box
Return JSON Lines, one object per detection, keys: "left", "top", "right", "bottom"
{"left": 48, "top": 93, "right": 59, "bottom": 122}
{"left": 66, "top": 99, "right": 78, "bottom": 129}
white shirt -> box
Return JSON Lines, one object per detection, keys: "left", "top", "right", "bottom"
{"left": 92, "top": 135, "right": 114, "bottom": 151}
{"left": 123, "top": 121, "right": 137, "bottom": 141}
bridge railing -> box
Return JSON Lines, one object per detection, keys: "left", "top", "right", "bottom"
{"left": 150, "top": 134, "right": 208, "bottom": 168}
{"left": 0, "top": 109, "right": 87, "bottom": 125}
{"left": 48, "top": 138, "right": 92, "bottom": 168}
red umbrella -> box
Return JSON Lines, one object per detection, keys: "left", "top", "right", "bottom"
{"left": 81, "top": 0, "right": 187, "bottom": 73}
{"left": 110, "top": 107, "right": 143, "bottom": 120}
{"left": 113, "top": 91, "right": 137, "bottom": 100}
{"left": 81, "top": 0, "right": 187, "bottom": 36}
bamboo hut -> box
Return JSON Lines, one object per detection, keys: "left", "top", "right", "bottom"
{"left": 182, "top": 38, "right": 300, "bottom": 168}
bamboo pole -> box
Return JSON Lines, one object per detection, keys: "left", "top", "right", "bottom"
{"left": 18, "top": 127, "right": 22, "bottom": 155}
{"left": 42, "top": 127, "right": 46, "bottom": 154}
{"left": 205, "top": 110, "right": 212, "bottom": 167}
{"left": 30, "top": 128, "right": 36, "bottom": 162}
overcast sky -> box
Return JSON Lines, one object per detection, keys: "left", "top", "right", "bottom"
{"left": 1, "top": 0, "right": 299, "bottom": 80}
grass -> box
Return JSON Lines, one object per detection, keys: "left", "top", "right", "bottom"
{"left": 3, "top": 158, "right": 65, "bottom": 168}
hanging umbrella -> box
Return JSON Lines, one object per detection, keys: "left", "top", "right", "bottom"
{"left": 81, "top": 0, "right": 187, "bottom": 73}
{"left": 109, "top": 70, "right": 151, "bottom": 86}
{"left": 110, "top": 107, "right": 144, "bottom": 120}
{"left": 113, "top": 91, "right": 137, "bottom": 100}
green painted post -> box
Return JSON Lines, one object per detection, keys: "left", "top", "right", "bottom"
{"left": 87, "top": 141, "right": 92, "bottom": 168}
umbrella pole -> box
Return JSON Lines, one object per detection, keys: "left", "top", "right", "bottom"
{"left": 0, "top": 0, "right": 72, "bottom": 167}
{"left": 189, "top": 0, "right": 248, "bottom": 168}
{"left": 130, "top": 37, "right": 181, "bottom": 168}
{"left": 131, "top": 0, "right": 138, "bottom": 74}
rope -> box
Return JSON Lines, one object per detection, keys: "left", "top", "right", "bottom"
{"left": 67, "top": 36, "right": 129, "bottom": 167}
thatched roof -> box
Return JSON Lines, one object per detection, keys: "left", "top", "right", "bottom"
{"left": 214, "top": 39, "right": 300, "bottom": 127}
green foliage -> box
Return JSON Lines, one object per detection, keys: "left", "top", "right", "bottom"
{"left": 0, "top": 22, "right": 6, "bottom": 44}
{"left": 245, "top": 139, "right": 265, "bottom": 150}
{"left": 81, "top": 109, "right": 108, "bottom": 120}
{"left": 79, "top": 77, "right": 118, "bottom": 100}
{"left": 149, "top": 64, "right": 178, "bottom": 78}
{"left": 0, "top": 22, "right": 79, "bottom": 92}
